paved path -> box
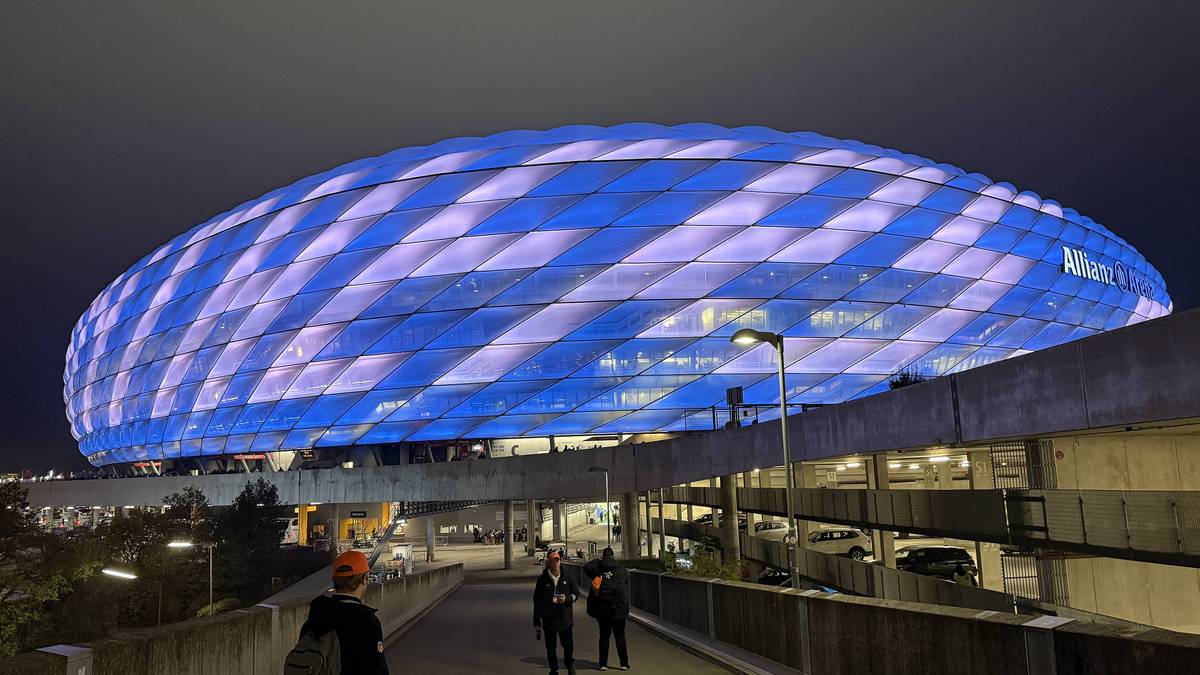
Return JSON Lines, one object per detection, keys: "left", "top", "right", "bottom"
{"left": 386, "top": 548, "right": 728, "bottom": 674}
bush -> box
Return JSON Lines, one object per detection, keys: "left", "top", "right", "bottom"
{"left": 196, "top": 598, "right": 241, "bottom": 618}
{"left": 664, "top": 548, "right": 740, "bottom": 581}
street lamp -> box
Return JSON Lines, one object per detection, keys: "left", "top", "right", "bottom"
{"left": 729, "top": 328, "right": 800, "bottom": 589}
{"left": 588, "top": 466, "right": 611, "bottom": 546}
{"left": 168, "top": 540, "right": 215, "bottom": 610}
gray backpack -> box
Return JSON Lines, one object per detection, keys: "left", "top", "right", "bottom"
{"left": 283, "top": 627, "right": 341, "bottom": 675}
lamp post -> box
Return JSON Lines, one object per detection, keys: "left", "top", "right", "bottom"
{"left": 587, "top": 466, "right": 611, "bottom": 546}
{"left": 730, "top": 328, "right": 800, "bottom": 589}
{"left": 169, "top": 541, "right": 215, "bottom": 610}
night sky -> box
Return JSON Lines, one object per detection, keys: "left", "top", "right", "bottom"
{"left": 2, "top": 2, "right": 1198, "bottom": 472}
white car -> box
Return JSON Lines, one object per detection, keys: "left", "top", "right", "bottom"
{"left": 803, "top": 527, "right": 873, "bottom": 560}
{"left": 753, "top": 521, "right": 789, "bottom": 542}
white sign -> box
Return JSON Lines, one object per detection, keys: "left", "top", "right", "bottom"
{"left": 1060, "top": 246, "right": 1154, "bottom": 299}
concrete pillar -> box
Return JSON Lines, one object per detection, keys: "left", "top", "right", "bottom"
{"left": 525, "top": 499, "right": 536, "bottom": 556}
{"left": 657, "top": 489, "right": 666, "bottom": 556}
{"left": 503, "top": 500, "right": 514, "bottom": 570}
{"left": 298, "top": 504, "right": 310, "bottom": 546}
{"left": 799, "top": 464, "right": 819, "bottom": 538}
{"left": 967, "top": 450, "right": 995, "bottom": 585}
{"left": 561, "top": 501, "right": 570, "bottom": 558}
{"left": 968, "top": 450, "right": 995, "bottom": 489}
{"left": 742, "top": 471, "right": 756, "bottom": 531}
{"left": 867, "top": 458, "right": 896, "bottom": 568}
{"left": 425, "top": 517, "right": 436, "bottom": 563}
{"left": 938, "top": 459, "right": 954, "bottom": 489}
{"left": 644, "top": 491, "right": 654, "bottom": 558}
{"left": 620, "top": 492, "right": 639, "bottom": 558}
{"left": 719, "top": 474, "right": 741, "bottom": 564}
{"left": 552, "top": 501, "right": 563, "bottom": 541}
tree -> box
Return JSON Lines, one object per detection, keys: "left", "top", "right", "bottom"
{"left": 163, "top": 486, "right": 211, "bottom": 535}
{"left": 0, "top": 482, "right": 100, "bottom": 656}
{"left": 888, "top": 365, "right": 929, "bottom": 390}
{"left": 212, "top": 478, "right": 288, "bottom": 604}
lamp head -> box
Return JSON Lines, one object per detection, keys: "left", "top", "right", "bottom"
{"left": 730, "top": 328, "right": 779, "bottom": 347}
{"left": 587, "top": 466, "right": 607, "bottom": 474}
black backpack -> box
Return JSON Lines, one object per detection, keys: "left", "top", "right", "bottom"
{"left": 283, "top": 627, "right": 341, "bottom": 675}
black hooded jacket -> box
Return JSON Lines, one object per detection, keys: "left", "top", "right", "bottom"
{"left": 533, "top": 567, "right": 583, "bottom": 632}
{"left": 299, "top": 593, "right": 389, "bottom": 675}
{"left": 583, "top": 556, "right": 630, "bottom": 620}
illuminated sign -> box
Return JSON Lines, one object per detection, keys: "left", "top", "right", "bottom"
{"left": 1060, "top": 246, "right": 1154, "bottom": 299}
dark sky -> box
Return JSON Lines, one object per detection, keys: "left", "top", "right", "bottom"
{"left": 2, "top": 2, "right": 1198, "bottom": 472}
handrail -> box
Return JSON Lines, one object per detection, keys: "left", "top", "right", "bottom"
{"left": 658, "top": 485, "right": 1200, "bottom": 568}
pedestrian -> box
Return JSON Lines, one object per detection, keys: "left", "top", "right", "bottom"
{"left": 953, "top": 563, "right": 978, "bottom": 587}
{"left": 285, "top": 550, "right": 389, "bottom": 674}
{"left": 533, "top": 550, "right": 582, "bottom": 675}
{"left": 583, "top": 547, "right": 631, "bottom": 671}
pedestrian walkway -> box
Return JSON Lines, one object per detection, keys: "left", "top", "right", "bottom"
{"left": 385, "top": 550, "right": 727, "bottom": 674}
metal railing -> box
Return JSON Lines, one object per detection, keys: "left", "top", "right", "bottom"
{"left": 653, "top": 519, "right": 1015, "bottom": 613}
{"left": 672, "top": 402, "right": 827, "bottom": 432}
{"left": 1006, "top": 489, "right": 1200, "bottom": 563}
{"left": 658, "top": 485, "right": 1200, "bottom": 567}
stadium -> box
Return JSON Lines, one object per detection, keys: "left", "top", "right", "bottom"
{"left": 63, "top": 123, "right": 1171, "bottom": 467}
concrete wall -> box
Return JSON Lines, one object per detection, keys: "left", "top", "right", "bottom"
{"left": 628, "top": 571, "right": 1200, "bottom": 675}
{"left": 2, "top": 563, "right": 463, "bottom": 675}
{"left": 1054, "top": 432, "right": 1200, "bottom": 633}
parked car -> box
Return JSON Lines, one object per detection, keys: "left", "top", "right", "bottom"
{"left": 693, "top": 512, "right": 747, "bottom": 530}
{"left": 753, "top": 520, "right": 789, "bottom": 542}
{"left": 758, "top": 568, "right": 790, "bottom": 586}
{"left": 893, "top": 545, "right": 976, "bottom": 579}
{"left": 804, "top": 527, "right": 873, "bottom": 560}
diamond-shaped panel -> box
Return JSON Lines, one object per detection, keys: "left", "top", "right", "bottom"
{"left": 64, "top": 124, "right": 1173, "bottom": 466}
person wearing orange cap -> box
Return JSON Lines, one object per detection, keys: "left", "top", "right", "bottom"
{"left": 291, "top": 550, "right": 389, "bottom": 674}
{"left": 532, "top": 550, "right": 583, "bottom": 675}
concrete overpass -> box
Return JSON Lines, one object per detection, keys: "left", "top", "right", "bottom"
{"left": 25, "top": 308, "right": 1200, "bottom": 509}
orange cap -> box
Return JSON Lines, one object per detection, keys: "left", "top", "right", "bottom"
{"left": 332, "top": 550, "right": 370, "bottom": 577}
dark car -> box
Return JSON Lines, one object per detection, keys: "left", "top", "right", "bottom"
{"left": 758, "top": 568, "right": 791, "bottom": 586}
{"left": 693, "top": 512, "right": 747, "bottom": 530}
{"left": 893, "top": 545, "right": 976, "bottom": 579}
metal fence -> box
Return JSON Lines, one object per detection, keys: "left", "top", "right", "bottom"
{"left": 656, "top": 519, "right": 1015, "bottom": 613}
{"left": 661, "top": 485, "right": 1009, "bottom": 541}
{"left": 659, "top": 484, "right": 1200, "bottom": 567}
{"left": 989, "top": 439, "right": 1057, "bottom": 489}
{"left": 1006, "top": 489, "right": 1200, "bottom": 561}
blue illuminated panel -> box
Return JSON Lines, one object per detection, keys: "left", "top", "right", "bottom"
{"left": 64, "top": 124, "right": 1172, "bottom": 465}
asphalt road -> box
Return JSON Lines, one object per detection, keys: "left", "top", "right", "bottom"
{"left": 385, "top": 554, "right": 728, "bottom": 674}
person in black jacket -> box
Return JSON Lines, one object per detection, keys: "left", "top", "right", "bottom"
{"left": 583, "top": 547, "right": 631, "bottom": 671}
{"left": 299, "top": 550, "right": 390, "bottom": 674}
{"left": 532, "top": 550, "right": 583, "bottom": 675}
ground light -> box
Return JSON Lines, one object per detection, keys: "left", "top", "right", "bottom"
{"left": 728, "top": 328, "right": 800, "bottom": 589}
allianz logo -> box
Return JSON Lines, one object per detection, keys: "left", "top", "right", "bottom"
{"left": 1060, "top": 246, "right": 1154, "bottom": 300}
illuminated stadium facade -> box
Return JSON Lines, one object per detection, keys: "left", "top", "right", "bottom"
{"left": 64, "top": 124, "right": 1171, "bottom": 467}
